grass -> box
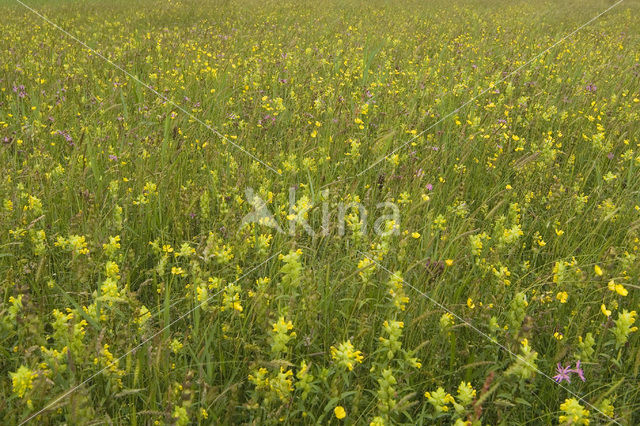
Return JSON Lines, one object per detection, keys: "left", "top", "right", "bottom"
{"left": 1, "top": 0, "right": 640, "bottom": 424}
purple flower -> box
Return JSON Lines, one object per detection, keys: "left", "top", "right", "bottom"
{"left": 553, "top": 363, "right": 573, "bottom": 383}
{"left": 553, "top": 361, "right": 586, "bottom": 384}
{"left": 572, "top": 361, "right": 586, "bottom": 382}
{"left": 425, "top": 183, "right": 433, "bottom": 191}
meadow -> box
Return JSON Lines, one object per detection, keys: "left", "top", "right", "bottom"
{"left": 1, "top": 0, "right": 640, "bottom": 424}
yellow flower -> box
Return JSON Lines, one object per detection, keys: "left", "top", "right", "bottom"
{"left": 606, "top": 280, "right": 628, "bottom": 297}
{"left": 411, "top": 232, "right": 420, "bottom": 239}
{"left": 608, "top": 280, "right": 628, "bottom": 296}
{"left": 556, "top": 292, "right": 568, "bottom": 304}
{"left": 615, "top": 284, "right": 628, "bottom": 296}
{"left": 334, "top": 406, "right": 346, "bottom": 419}
{"left": 594, "top": 265, "right": 603, "bottom": 276}
{"left": 445, "top": 259, "right": 454, "bottom": 266}
{"left": 171, "top": 266, "right": 186, "bottom": 276}
{"left": 466, "top": 298, "right": 475, "bottom": 309}
{"left": 330, "top": 340, "right": 364, "bottom": 371}
{"left": 601, "top": 304, "right": 611, "bottom": 317}
{"left": 10, "top": 366, "right": 37, "bottom": 398}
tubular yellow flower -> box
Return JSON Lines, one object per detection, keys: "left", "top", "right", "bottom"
{"left": 10, "top": 366, "right": 37, "bottom": 398}
{"left": 330, "top": 340, "right": 364, "bottom": 371}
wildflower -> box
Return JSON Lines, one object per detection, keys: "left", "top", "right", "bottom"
{"left": 8, "top": 295, "right": 23, "bottom": 322}
{"left": 24, "top": 194, "right": 43, "bottom": 216}
{"left": 376, "top": 368, "right": 397, "bottom": 414}
{"left": 334, "top": 406, "right": 346, "bottom": 419}
{"left": 295, "top": 361, "right": 314, "bottom": 400}
{"left": 172, "top": 405, "right": 189, "bottom": 426}
{"left": 502, "top": 224, "right": 524, "bottom": 245}
{"left": 597, "top": 399, "right": 614, "bottom": 418}
{"left": 170, "top": 339, "right": 183, "bottom": 354}
{"left": 105, "top": 261, "right": 120, "bottom": 279}
{"left": 439, "top": 312, "right": 454, "bottom": 332}
{"left": 175, "top": 242, "right": 196, "bottom": 258}
{"left": 556, "top": 291, "right": 568, "bottom": 303}
{"left": 456, "top": 381, "right": 476, "bottom": 406}
{"left": 559, "top": 398, "right": 589, "bottom": 425}
{"left": 407, "top": 356, "right": 422, "bottom": 369}
{"left": 248, "top": 367, "right": 269, "bottom": 390}
{"left": 601, "top": 304, "right": 612, "bottom": 317}
{"left": 56, "top": 234, "right": 89, "bottom": 255}
{"left": 370, "top": 417, "right": 386, "bottom": 426}
{"left": 387, "top": 273, "right": 409, "bottom": 311}
{"left": 269, "top": 367, "right": 294, "bottom": 401}
{"left": 279, "top": 249, "right": 303, "bottom": 287}
{"left": 102, "top": 235, "right": 121, "bottom": 257}
{"left": 424, "top": 387, "right": 455, "bottom": 413}
{"left": 94, "top": 344, "right": 125, "bottom": 384}
{"left": 612, "top": 309, "right": 638, "bottom": 347}
{"left": 553, "top": 363, "right": 573, "bottom": 383}
{"left": 330, "top": 340, "right": 364, "bottom": 371}
{"left": 221, "top": 283, "right": 243, "bottom": 313}
{"left": 492, "top": 265, "right": 512, "bottom": 286}
{"left": 196, "top": 284, "right": 208, "bottom": 307}
{"left": 607, "top": 280, "right": 628, "bottom": 296}
{"left": 10, "top": 366, "right": 38, "bottom": 398}
{"left": 594, "top": 265, "right": 603, "bottom": 276}
{"left": 379, "top": 320, "right": 403, "bottom": 359}
{"left": 171, "top": 266, "right": 186, "bottom": 276}
{"left": 432, "top": 214, "right": 447, "bottom": 231}
{"left": 507, "top": 338, "right": 538, "bottom": 379}
{"left": 136, "top": 305, "right": 151, "bottom": 332}
{"left": 572, "top": 361, "right": 586, "bottom": 382}
{"left": 577, "top": 333, "right": 595, "bottom": 361}
{"left": 271, "top": 316, "right": 296, "bottom": 354}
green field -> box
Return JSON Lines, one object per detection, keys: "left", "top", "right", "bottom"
{"left": 1, "top": 0, "right": 640, "bottom": 424}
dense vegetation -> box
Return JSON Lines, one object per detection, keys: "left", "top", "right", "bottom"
{"left": 1, "top": 0, "right": 640, "bottom": 424}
